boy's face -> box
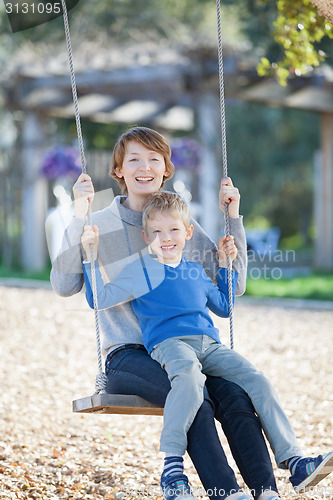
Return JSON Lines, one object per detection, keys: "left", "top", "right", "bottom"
{"left": 142, "top": 212, "right": 193, "bottom": 265}
{"left": 115, "top": 141, "right": 169, "bottom": 198}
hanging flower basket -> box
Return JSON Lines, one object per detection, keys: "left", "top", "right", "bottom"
{"left": 40, "top": 145, "right": 82, "bottom": 180}
{"left": 170, "top": 138, "right": 201, "bottom": 171}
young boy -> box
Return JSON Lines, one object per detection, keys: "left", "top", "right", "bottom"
{"left": 82, "top": 191, "right": 333, "bottom": 500}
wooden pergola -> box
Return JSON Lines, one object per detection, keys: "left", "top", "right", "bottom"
{"left": 2, "top": 41, "right": 333, "bottom": 270}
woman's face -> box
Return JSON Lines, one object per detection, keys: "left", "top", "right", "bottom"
{"left": 116, "top": 141, "right": 169, "bottom": 199}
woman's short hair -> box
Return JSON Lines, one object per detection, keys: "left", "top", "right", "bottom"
{"left": 109, "top": 126, "right": 175, "bottom": 194}
{"left": 142, "top": 191, "right": 190, "bottom": 230}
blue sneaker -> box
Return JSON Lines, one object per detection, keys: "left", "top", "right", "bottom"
{"left": 289, "top": 452, "right": 333, "bottom": 492}
{"left": 161, "top": 474, "right": 195, "bottom": 500}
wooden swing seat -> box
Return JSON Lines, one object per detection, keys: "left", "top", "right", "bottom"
{"left": 72, "top": 393, "right": 163, "bottom": 416}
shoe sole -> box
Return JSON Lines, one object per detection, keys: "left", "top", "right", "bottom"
{"left": 294, "top": 452, "right": 333, "bottom": 493}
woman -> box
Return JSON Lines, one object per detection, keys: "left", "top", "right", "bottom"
{"left": 51, "top": 127, "right": 280, "bottom": 500}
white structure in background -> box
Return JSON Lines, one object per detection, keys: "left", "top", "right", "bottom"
{"left": 45, "top": 185, "right": 73, "bottom": 263}
{"left": 21, "top": 113, "right": 48, "bottom": 271}
{"left": 197, "top": 92, "right": 220, "bottom": 243}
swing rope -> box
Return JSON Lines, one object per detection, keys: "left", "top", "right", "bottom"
{"left": 61, "top": 0, "right": 107, "bottom": 393}
{"left": 216, "top": 0, "right": 234, "bottom": 349}
{"left": 60, "top": 0, "right": 234, "bottom": 395}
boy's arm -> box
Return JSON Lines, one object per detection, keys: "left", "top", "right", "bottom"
{"left": 82, "top": 260, "right": 134, "bottom": 310}
{"left": 206, "top": 268, "right": 238, "bottom": 318}
{"left": 82, "top": 257, "right": 153, "bottom": 310}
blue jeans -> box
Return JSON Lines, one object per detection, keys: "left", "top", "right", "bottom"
{"left": 105, "top": 345, "right": 279, "bottom": 500}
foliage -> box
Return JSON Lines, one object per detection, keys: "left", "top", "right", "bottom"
{"left": 0, "top": 263, "right": 52, "bottom": 281}
{"left": 219, "top": 0, "right": 333, "bottom": 84}
{"left": 170, "top": 138, "right": 202, "bottom": 171}
{"left": 40, "top": 145, "right": 82, "bottom": 179}
{"left": 246, "top": 272, "right": 333, "bottom": 300}
{"left": 257, "top": 0, "right": 333, "bottom": 85}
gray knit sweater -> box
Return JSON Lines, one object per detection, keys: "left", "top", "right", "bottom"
{"left": 51, "top": 195, "right": 247, "bottom": 358}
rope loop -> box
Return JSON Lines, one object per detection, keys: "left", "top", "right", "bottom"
{"left": 95, "top": 371, "right": 108, "bottom": 394}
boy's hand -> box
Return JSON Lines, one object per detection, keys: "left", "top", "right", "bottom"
{"left": 218, "top": 235, "right": 237, "bottom": 267}
{"left": 219, "top": 177, "right": 240, "bottom": 218}
{"left": 81, "top": 225, "right": 99, "bottom": 261}
{"left": 73, "top": 173, "right": 95, "bottom": 219}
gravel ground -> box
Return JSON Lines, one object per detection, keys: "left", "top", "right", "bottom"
{"left": 0, "top": 286, "right": 332, "bottom": 500}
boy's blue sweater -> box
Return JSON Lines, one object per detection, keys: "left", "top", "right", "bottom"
{"left": 83, "top": 254, "right": 238, "bottom": 354}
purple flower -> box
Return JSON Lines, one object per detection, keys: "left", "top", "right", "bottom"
{"left": 171, "top": 138, "right": 201, "bottom": 171}
{"left": 41, "top": 145, "right": 82, "bottom": 179}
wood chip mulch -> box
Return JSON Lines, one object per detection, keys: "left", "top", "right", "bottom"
{"left": 0, "top": 287, "right": 332, "bottom": 499}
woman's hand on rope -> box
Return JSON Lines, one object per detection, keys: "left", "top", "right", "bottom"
{"left": 219, "top": 177, "right": 240, "bottom": 218}
{"left": 218, "top": 235, "right": 238, "bottom": 267}
{"left": 81, "top": 225, "right": 99, "bottom": 262}
{"left": 73, "top": 173, "right": 95, "bottom": 219}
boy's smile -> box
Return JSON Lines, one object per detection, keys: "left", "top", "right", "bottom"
{"left": 142, "top": 212, "right": 193, "bottom": 265}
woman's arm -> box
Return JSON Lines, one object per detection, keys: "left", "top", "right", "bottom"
{"left": 185, "top": 218, "right": 247, "bottom": 296}
{"left": 50, "top": 173, "right": 95, "bottom": 297}
{"left": 219, "top": 177, "right": 247, "bottom": 295}
{"left": 50, "top": 216, "right": 86, "bottom": 296}
{"left": 184, "top": 177, "right": 247, "bottom": 296}
{"left": 228, "top": 216, "right": 247, "bottom": 295}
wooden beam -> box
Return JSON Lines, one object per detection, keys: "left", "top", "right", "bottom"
{"left": 17, "top": 64, "right": 189, "bottom": 95}
{"left": 285, "top": 86, "right": 333, "bottom": 113}
{"left": 233, "top": 80, "right": 333, "bottom": 114}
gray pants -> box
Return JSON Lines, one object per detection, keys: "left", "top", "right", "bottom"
{"left": 150, "top": 334, "right": 302, "bottom": 466}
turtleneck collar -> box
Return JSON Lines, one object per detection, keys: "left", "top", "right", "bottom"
{"left": 110, "top": 195, "right": 143, "bottom": 227}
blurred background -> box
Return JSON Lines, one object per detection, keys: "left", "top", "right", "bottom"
{"left": 0, "top": 0, "right": 332, "bottom": 301}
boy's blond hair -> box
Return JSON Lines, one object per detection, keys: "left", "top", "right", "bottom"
{"left": 142, "top": 191, "right": 191, "bottom": 231}
{"left": 109, "top": 127, "right": 175, "bottom": 194}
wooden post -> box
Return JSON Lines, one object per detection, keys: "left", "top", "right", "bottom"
{"left": 21, "top": 112, "right": 48, "bottom": 271}
{"left": 314, "top": 113, "right": 333, "bottom": 270}
{"left": 197, "top": 92, "right": 220, "bottom": 242}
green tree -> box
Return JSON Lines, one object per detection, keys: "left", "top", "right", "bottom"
{"left": 257, "top": 0, "right": 333, "bottom": 85}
